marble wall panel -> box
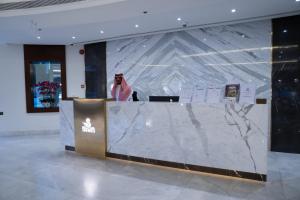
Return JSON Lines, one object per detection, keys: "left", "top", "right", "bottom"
{"left": 107, "top": 20, "right": 272, "bottom": 101}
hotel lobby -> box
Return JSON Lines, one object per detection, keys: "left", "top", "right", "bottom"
{"left": 0, "top": 0, "right": 300, "bottom": 199}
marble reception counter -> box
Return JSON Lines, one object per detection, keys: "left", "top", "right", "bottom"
{"left": 60, "top": 100, "right": 75, "bottom": 149}
{"left": 60, "top": 100, "right": 269, "bottom": 181}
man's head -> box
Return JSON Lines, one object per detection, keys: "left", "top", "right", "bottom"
{"left": 115, "top": 73, "right": 123, "bottom": 85}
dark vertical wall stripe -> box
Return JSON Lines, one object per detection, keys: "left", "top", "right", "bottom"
{"left": 271, "top": 15, "right": 300, "bottom": 153}
{"left": 84, "top": 42, "right": 107, "bottom": 98}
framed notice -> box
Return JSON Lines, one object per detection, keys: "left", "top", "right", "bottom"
{"left": 224, "top": 84, "right": 240, "bottom": 102}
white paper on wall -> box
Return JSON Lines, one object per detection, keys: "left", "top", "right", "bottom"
{"left": 206, "top": 86, "right": 222, "bottom": 103}
{"left": 179, "top": 86, "right": 194, "bottom": 103}
{"left": 192, "top": 85, "right": 206, "bottom": 103}
{"left": 239, "top": 83, "right": 256, "bottom": 104}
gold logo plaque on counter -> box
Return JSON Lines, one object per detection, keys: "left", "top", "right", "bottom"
{"left": 74, "top": 99, "right": 106, "bottom": 159}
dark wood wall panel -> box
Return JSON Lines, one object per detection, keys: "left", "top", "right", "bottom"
{"left": 24, "top": 45, "right": 67, "bottom": 113}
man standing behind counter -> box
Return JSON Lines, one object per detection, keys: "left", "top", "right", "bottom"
{"left": 111, "top": 73, "right": 132, "bottom": 101}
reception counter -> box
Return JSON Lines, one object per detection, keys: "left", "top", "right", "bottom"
{"left": 60, "top": 100, "right": 269, "bottom": 181}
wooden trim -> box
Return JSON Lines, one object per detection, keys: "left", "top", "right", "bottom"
{"left": 24, "top": 45, "right": 67, "bottom": 113}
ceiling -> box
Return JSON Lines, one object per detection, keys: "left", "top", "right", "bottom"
{"left": 0, "top": 0, "right": 300, "bottom": 45}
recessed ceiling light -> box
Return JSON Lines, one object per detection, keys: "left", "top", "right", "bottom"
{"left": 36, "top": 36, "right": 41, "bottom": 39}
{"left": 177, "top": 17, "right": 182, "bottom": 21}
{"left": 296, "top": 0, "right": 300, "bottom": 2}
{"left": 135, "top": 24, "right": 139, "bottom": 28}
{"left": 231, "top": 9, "right": 236, "bottom": 13}
{"left": 100, "top": 30, "right": 104, "bottom": 34}
{"left": 72, "top": 36, "right": 76, "bottom": 39}
{"left": 283, "top": 29, "right": 288, "bottom": 33}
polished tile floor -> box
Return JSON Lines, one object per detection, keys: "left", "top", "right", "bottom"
{"left": 0, "top": 134, "right": 299, "bottom": 200}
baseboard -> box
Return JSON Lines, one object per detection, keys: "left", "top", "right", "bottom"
{"left": 106, "top": 152, "right": 267, "bottom": 182}
{"left": 0, "top": 130, "right": 59, "bottom": 137}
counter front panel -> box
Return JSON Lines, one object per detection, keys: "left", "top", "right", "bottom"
{"left": 60, "top": 100, "right": 268, "bottom": 181}
{"left": 107, "top": 102, "right": 268, "bottom": 179}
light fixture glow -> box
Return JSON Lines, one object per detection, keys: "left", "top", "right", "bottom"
{"left": 231, "top": 9, "right": 236, "bottom": 13}
{"left": 135, "top": 24, "right": 139, "bottom": 28}
{"left": 181, "top": 45, "right": 298, "bottom": 58}
{"left": 145, "top": 119, "right": 152, "bottom": 127}
{"left": 100, "top": 30, "right": 104, "bottom": 34}
{"left": 177, "top": 17, "right": 182, "bottom": 21}
{"left": 204, "top": 60, "right": 298, "bottom": 67}
{"left": 72, "top": 36, "right": 76, "bottom": 39}
{"left": 283, "top": 29, "right": 288, "bottom": 33}
{"left": 145, "top": 64, "right": 170, "bottom": 67}
{"left": 37, "top": 36, "right": 41, "bottom": 39}
{"left": 84, "top": 177, "right": 98, "bottom": 198}
{"left": 296, "top": 0, "right": 300, "bottom": 2}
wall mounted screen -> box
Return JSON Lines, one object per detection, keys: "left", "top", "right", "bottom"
{"left": 30, "top": 61, "right": 62, "bottom": 109}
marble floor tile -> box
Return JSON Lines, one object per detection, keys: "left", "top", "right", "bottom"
{"left": 0, "top": 134, "right": 300, "bottom": 200}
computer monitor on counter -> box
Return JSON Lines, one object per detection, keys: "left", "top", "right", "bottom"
{"left": 149, "top": 96, "right": 179, "bottom": 102}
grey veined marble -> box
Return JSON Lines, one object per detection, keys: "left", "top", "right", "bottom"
{"left": 107, "top": 102, "right": 268, "bottom": 175}
{"left": 59, "top": 101, "right": 75, "bottom": 147}
{"left": 107, "top": 20, "right": 272, "bottom": 101}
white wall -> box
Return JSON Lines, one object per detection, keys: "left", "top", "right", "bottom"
{"left": 66, "top": 45, "right": 85, "bottom": 98}
{"left": 0, "top": 44, "right": 85, "bottom": 133}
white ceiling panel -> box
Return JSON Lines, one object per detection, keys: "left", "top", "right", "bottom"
{"left": 0, "top": 0, "right": 299, "bottom": 44}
